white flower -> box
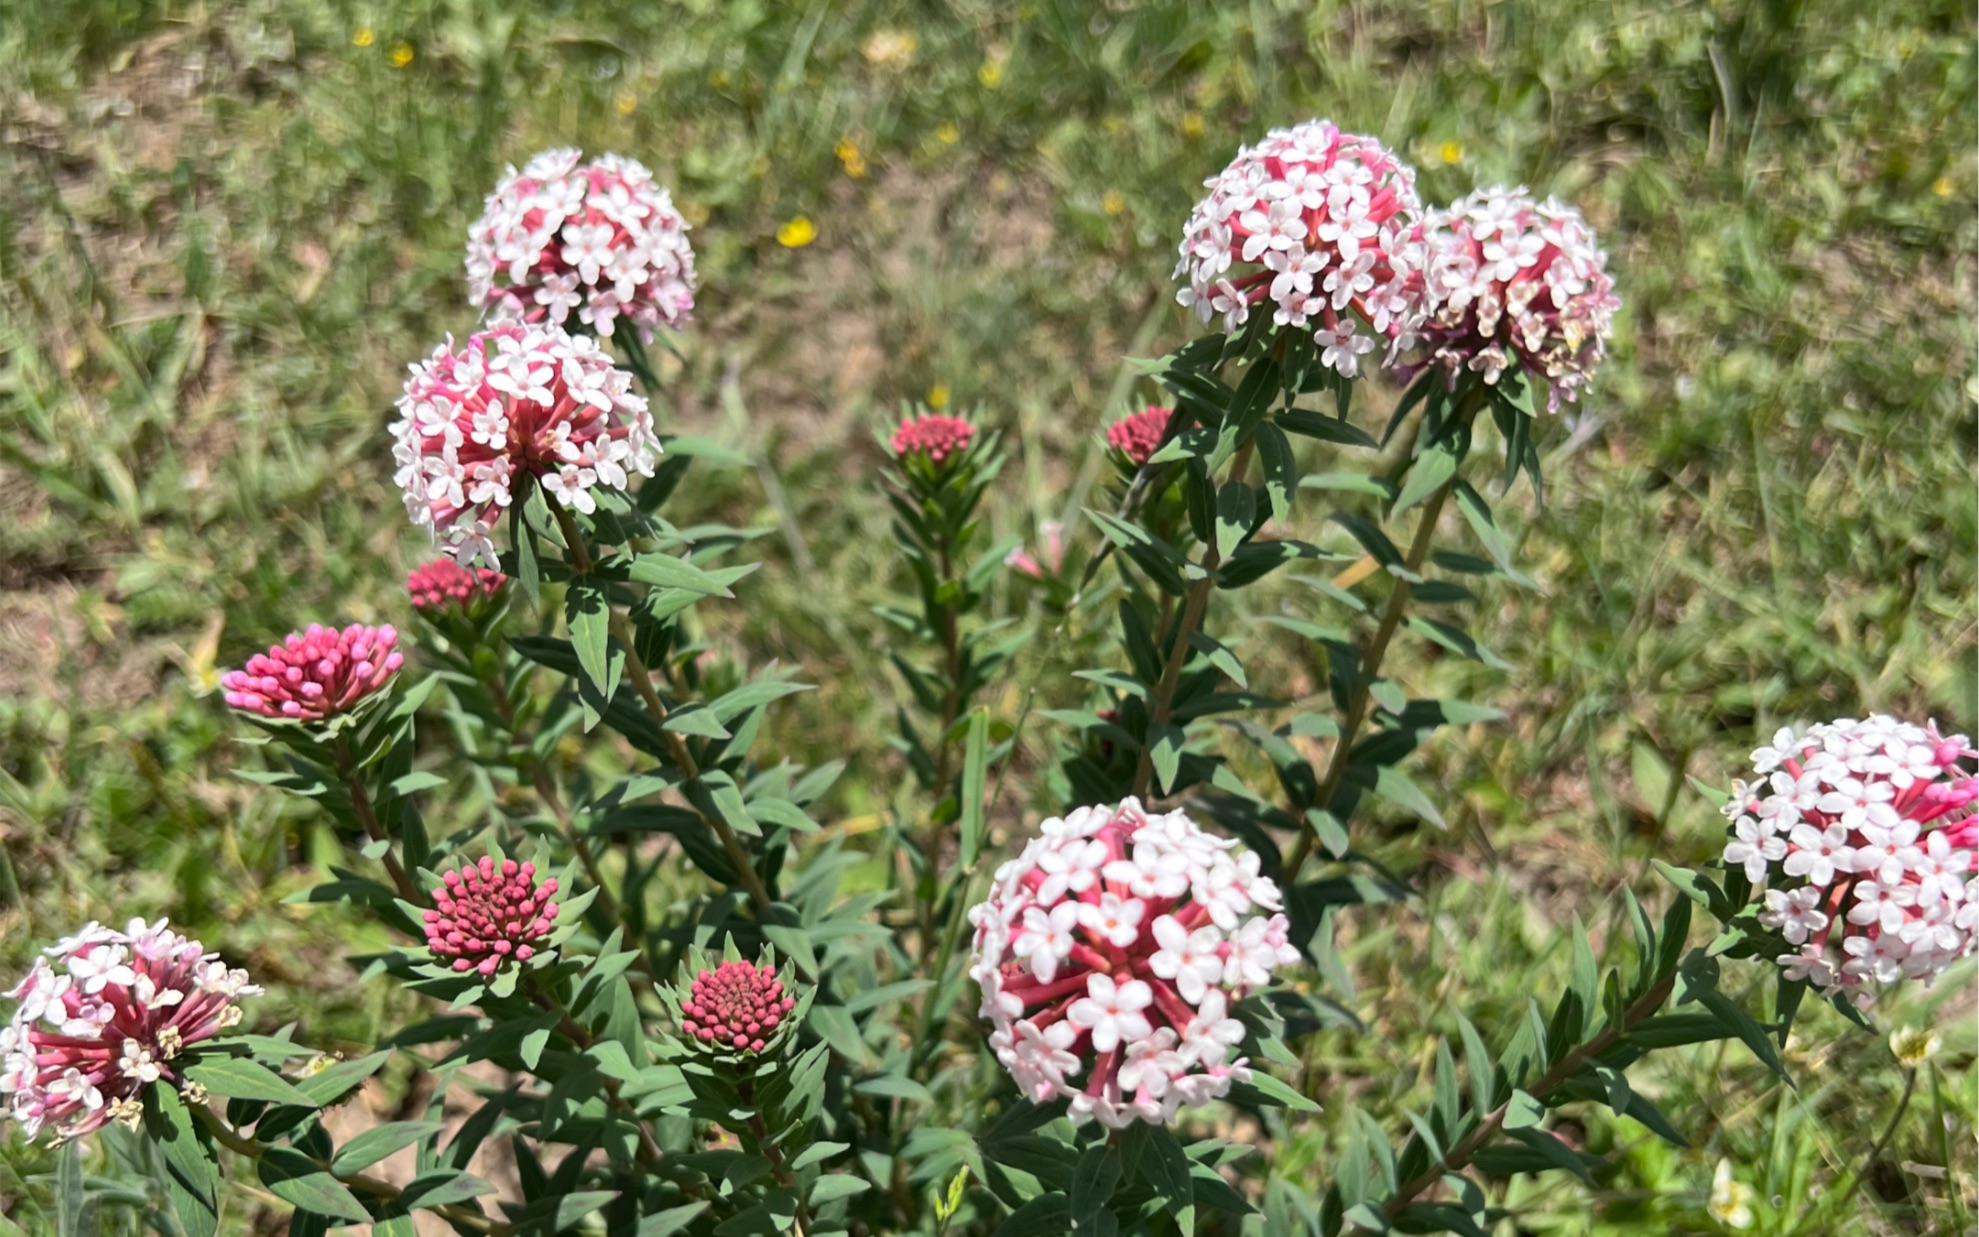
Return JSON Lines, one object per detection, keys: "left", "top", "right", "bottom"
{"left": 1068, "top": 974, "right": 1154, "bottom": 1054}
{"left": 1077, "top": 893, "right": 1147, "bottom": 950}
{"left": 1707, "top": 1159, "right": 1755, "bottom": 1229}
{"left": 1724, "top": 816, "right": 1786, "bottom": 884}
{"left": 1147, "top": 917, "right": 1224, "bottom": 1005}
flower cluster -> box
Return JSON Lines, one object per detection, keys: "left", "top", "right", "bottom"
{"left": 1106, "top": 406, "right": 1177, "bottom": 467}
{"left": 2, "top": 920, "right": 261, "bottom": 1142}
{"left": 967, "top": 798, "right": 1299, "bottom": 1128}
{"left": 467, "top": 148, "right": 697, "bottom": 342}
{"left": 1722, "top": 715, "right": 1979, "bottom": 1006}
{"left": 391, "top": 322, "right": 661, "bottom": 567}
{"left": 423, "top": 858, "right": 560, "bottom": 977}
{"left": 1174, "top": 119, "right": 1425, "bottom": 377}
{"left": 407, "top": 559, "right": 508, "bottom": 615}
{"left": 889, "top": 414, "right": 974, "bottom": 465}
{"left": 678, "top": 961, "right": 797, "bottom": 1054}
{"left": 1409, "top": 186, "right": 1619, "bottom": 409}
{"left": 221, "top": 623, "right": 403, "bottom": 722}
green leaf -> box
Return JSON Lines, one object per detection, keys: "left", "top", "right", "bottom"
{"left": 182, "top": 1057, "right": 317, "bottom": 1106}
{"left": 1393, "top": 438, "right": 1461, "bottom": 514}
{"left": 854, "top": 1074, "right": 934, "bottom": 1103}
{"left": 1454, "top": 1010, "right": 1497, "bottom": 1113}
{"left": 625, "top": 552, "right": 735, "bottom": 596}
{"left": 1241, "top": 1070, "right": 1321, "bottom": 1113}
{"left": 1069, "top": 1145, "right": 1122, "bottom": 1225}
{"left": 1253, "top": 421, "right": 1296, "bottom": 521}
{"left": 1214, "top": 481, "right": 1257, "bottom": 560}
{"left": 958, "top": 708, "right": 991, "bottom": 870}
{"left": 993, "top": 1193, "right": 1071, "bottom": 1237}
{"left": 1502, "top": 1089, "right": 1546, "bottom": 1130}
{"left": 1148, "top": 724, "right": 1186, "bottom": 795}
{"left": 258, "top": 1148, "right": 371, "bottom": 1224}
{"left": 398, "top": 1168, "right": 497, "bottom": 1210}
{"left": 660, "top": 705, "right": 731, "bottom": 739}
{"left": 1372, "top": 765, "right": 1447, "bottom": 829}
{"left": 808, "top": 1175, "right": 871, "bottom": 1206}
{"left": 1453, "top": 483, "right": 1533, "bottom": 587}
{"left": 636, "top": 1202, "right": 711, "bottom": 1236}
{"left": 790, "top": 1142, "right": 847, "bottom": 1172}
{"left": 330, "top": 1121, "right": 442, "bottom": 1176}
{"left": 1134, "top": 1125, "right": 1194, "bottom": 1206}
{"left": 1300, "top": 472, "right": 1394, "bottom": 499}
{"left": 565, "top": 580, "right": 620, "bottom": 722}
{"left": 56, "top": 1142, "right": 85, "bottom": 1237}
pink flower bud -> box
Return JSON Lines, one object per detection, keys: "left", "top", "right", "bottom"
{"left": 422, "top": 859, "right": 559, "bottom": 977}
{"left": 890, "top": 414, "right": 974, "bottom": 465}
{"left": 221, "top": 624, "right": 403, "bottom": 723}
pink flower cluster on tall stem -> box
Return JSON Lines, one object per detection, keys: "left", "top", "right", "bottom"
{"left": 1722, "top": 715, "right": 1979, "bottom": 1008}
{"left": 423, "top": 858, "right": 560, "bottom": 977}
{"left": 221, "top": 623, "right": 403, "bottom": 722}
{"left": 1174, "top": 120, "right": 1426, "bottom": 377}
{"left": 467, "top": 148, "right": 697, "bottom": 343}
{"left": 391, "top": 322, "right": 660, "bottom": 567}
{"left": 679, "top": 961, "right": 796, "bottom": 1054}
{"left": 968, "top": 798, "right": 1299, "bottom": 1128}
{"left": 1405, "top": 186, "right": 1619, "bottom": 410}
{"left": 1106, "top": 406, "right": 1179, "bottom": 467}
{"left": 890, "top": 414, "right": 975, "bottom": 465}
{"left": 407, "top": 559, "right": 508, "bottom": 615}
{"left": 1, "top": 919, "right": 261, "bottom": 1142}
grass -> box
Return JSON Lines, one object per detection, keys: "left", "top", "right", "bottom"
{"left": 0, "top": 0, "right": 1974, "bottom": 1232}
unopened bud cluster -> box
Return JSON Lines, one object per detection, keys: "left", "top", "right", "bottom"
{"left": 423, "top": 858, "right": 561, "bottom": 977}
{"left": 679, "top": 960, "right": 796, "bottom": 1055}
{"left": 408, "top": 559, "right": 507, "bottom": 614}
{"left": 221, "top": 623, "right": 403, "bottom": 722}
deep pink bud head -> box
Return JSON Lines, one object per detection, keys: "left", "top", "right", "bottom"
{"left": 422, "top": 857, "right": 560, "bottom": 977}
{"left": 221, "top": 623, "right": 404, "bottom": 722}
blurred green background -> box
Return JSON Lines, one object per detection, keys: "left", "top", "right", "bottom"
{"left": 0, "top": 0, "right": 1973, "bottom": 1232}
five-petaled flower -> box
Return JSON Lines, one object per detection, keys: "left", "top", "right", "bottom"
{"left": 467, "top": 148, "right": 696, "bottom": 343}
{"left": 221, "top": 623, "right": 403, "bottom": 722}
{"left": 2, "top": 920, "right": 261, "bottom": 1143}
{"left": 391, "top": 321, "right": 661, "bottom": 567}
{"left": 968, "top": 799, "right": 1299, "bottom": 1128}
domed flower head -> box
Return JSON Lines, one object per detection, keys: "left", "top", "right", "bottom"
{"left": 1721, "top": 715, "right": 1978, "bottom": 1008}
{"left": 1174, "top": 120, "right": 1426, "bottom": 377}
{"left": 1106, "top": 406, "right": 1180, "bottom": 467}
{"left": 1408, "top": 186, "right": 1619, "bottom": 409}
{"left": 2, "top": 919, "right": 261, "bottom": 1143}
{"left": 407, "top": 559, "right": 508, "bottom": 616}
{"left": 423, "top": 857, "right": 560, "bottom": 977}
{"left": 889, "top": 413, "right": 975, "bottom": 466}
{"left": 467, "top": 148, "right": 697, "bottom": 343}
{"left": 966, "top": 798, "right": 1300, "bottom": 1129}
{"left": 678, "top": 960, "right": 798, "bottom": 1055}
{"left": 391, "top": 322, "right": 660, "bottom": 567}
{"left": 221, "top": 623, "right": 403, "bottom": 722}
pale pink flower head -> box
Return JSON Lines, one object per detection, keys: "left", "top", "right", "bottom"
{"left": 221, "top": 623, "right": 403, "bottom": 722}
{"left": 1107, "top": 406, "right": 1179, "bottom": 467}
{"left": 966, "top": 798, "right": 1299, "bottom": 1128}
{"left": 1724, "top": 715, "right": 1979, "bottom": 1009}
{"left": 467, "top": 148, "right": 697, "bottom": 343}
{"left": 2, "top": 919, "right": 261, "bottom": 1143}
{"left": 1404, "top": 186, "right": 1619, "bottom": 410}
{"left": 890, "top": 414, "right": 975, "bottom": 466}
{"left": 678, "top": 960, "right": 797, "bottom": 1055}
{"left": 391, "top": 321, "right": 660, "bottom": 567}
{"left": 407, "top": 559, "right": 508, "bottom": 615}
{"left": 1174, "top": 120, "right": 1426, "bottom": 375}
{"left": 423, "top": 857, "right": 559, "bottom": 977}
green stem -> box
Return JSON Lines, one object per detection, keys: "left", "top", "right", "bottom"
{"left": 1376, "top": 973, "right": 1676, "bottom": 1222}
{"left": 1130, "top": 438, "right": 1256, "bottom": 799}
{"left": 330, "top": 737, "right": 419, "bottom": 905}
{"left": 550, "top": 503, "right": 773, "bottom": 914}
{"left": 1283, "top": 385, "right": 1488, "bottom": 882}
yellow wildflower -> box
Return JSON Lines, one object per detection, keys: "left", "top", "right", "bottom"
{"left": 1932, "top": 175, "right": 1953, "bottom": 197}
{"left": 928, "top": 384, "right": 951, "bottom": 409}
{"left": 1439, "top": 140, "right": 1463, "bottom": 165}
{"left": 836, "top": 138, "right": 868, "bottom": 178}
{"left": 1181, "top": 111, "right": 1205, "bottom": 139}
{"left": 614, "top": 90, "right": 638, "bottom": 115}
{"left": 935, "top": 121, "right": 960, "bottom": 145}
{"left": 776, "top": 215, "right": 817, "bottom": 248}
{"left": 978, "top": 58, "right": 1004, "bottom": 89}
{"left": 352, "top": 26, "right": 375, "bottom": 47}
{"left": 388, "top": 41, "right": 414, "bottom": 68}
{"left": 1101, "top": 191, "right": 1126, "bottom": 216}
